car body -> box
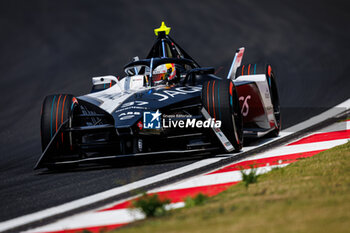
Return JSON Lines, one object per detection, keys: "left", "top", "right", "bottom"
{"left": 35, "top": 22, "right": 280, "bottom": 169}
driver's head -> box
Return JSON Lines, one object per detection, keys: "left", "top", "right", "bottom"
{"left": 152, "top": 63, "right": 176, "bottom": 86}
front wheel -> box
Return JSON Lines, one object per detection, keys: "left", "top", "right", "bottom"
{"left": 40, "top": 94, "right": 77, "bottom": 153}
{"left": 202, "top": 79, "right": 243, "bottom": 151}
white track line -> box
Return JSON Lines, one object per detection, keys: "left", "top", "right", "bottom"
{"left": 25, "top": 120, "right": 350, "bottom": 233}
{"left": 152, "top": 165, "right": 286, "bottom": 193}
{"left": 0, "top": 138, "right": 292, "bottom": 232}
{"left": 315, "top": 120, "right": 350, "bottom": 133}
{"left": 26, "top": 209, "right": 144, "bottom": 232}
{"left": 247, "top": 139, "right": 348, "bottom": 160}
{"left": 1, "top": 98, "right": 349, "bottom": 232}
{"left": 284, "top": 99, "right": 350, "bottom": 133}
{"left": 0, "top": 158, "right": 221, "bottom": 232}
{"left": 25, "top": 202, "right": 186, "bottom": 233}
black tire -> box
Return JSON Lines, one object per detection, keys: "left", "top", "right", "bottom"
{"left": 40, "top": 94, "right": 77, "bottom": 153}
{"left": 202, "top": 79, "right": 243, "bottom": 151}
{"left": 236, "top": 63, "right": 281, "bottom": 136}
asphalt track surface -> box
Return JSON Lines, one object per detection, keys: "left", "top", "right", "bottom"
{"left": 0, "top": 0, "right": 349, "bottom": 223}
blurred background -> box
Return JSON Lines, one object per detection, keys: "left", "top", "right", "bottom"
{"left": 0, "top": 0, "right": 349, "bottom": 223}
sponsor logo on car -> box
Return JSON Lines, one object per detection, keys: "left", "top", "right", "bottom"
{"left": 153, "top": 86, "right": 202, "bottom": 102}
{"left": 119, "top": 111, "right": 141, "bottom": 120}
{"left": 120, "top": 101, "right": 148, "bottom": 108}
{"left": 239, "top": 95, "right": 251, "bottom": 117}
{"left": 143, "top": 110, "right": 161, "bottom": 129}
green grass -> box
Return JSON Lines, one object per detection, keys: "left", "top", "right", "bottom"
{"left": 184, "top": 193, "right": 209, "bottom": 208}
{"left": 114, "top": 142, "right": 350, "bottom": 233}
{"left": 240, "top": 165, "right": 260, "bottom": 188}
{"left": 132, "top": 193, "right": 170, "bottom": 218}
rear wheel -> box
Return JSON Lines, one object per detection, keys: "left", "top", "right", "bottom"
{"left": 202, "top": 79, "right": 243, "bottom": 151}
{"left": 40, "top": 94, "right": 77, "bottom": 153}
{"left": 236, "top": 63, "right": 281, "bottom": 136}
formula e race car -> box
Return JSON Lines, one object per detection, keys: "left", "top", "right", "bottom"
{"left": 35, "top": 22, "right": 281, "bottom": 170}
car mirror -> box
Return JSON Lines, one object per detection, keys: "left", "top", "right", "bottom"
{"left": 92, "top": 75, "right": 119, "bottom": 85}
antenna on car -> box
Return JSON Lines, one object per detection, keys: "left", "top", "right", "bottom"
{"left": 154, "top": 22, "right": 171, "bottom": 57}
{"left": 154, "top": 21, "right": 171, "bottom": 37}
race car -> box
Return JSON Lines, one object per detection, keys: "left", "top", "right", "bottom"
{"left": 35, "top": 22, "right": 281, "bottom": 170}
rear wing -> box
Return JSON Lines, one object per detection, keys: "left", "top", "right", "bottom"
{"left": 227, "top": 47, "right": 245, "bottom": 80}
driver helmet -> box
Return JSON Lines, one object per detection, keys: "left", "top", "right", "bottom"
{"left": 152, "top": 63, "right": 176, "bottom": 85}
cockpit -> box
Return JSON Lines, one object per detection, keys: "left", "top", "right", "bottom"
{"left": 122, "top": 22, "right": 204, "bottom": 87}
{"left": 91, "top": 22, "right": 215, "bottom": 92}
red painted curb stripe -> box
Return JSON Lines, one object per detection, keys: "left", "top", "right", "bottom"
{"left": 156, "top": 181, "right": 238, "bottom": 202}
{"left": 99, "top": 149, "right": 327, "bottom": 212}
{"left": 99, "top": 181, "right": 239, "bottom": 212}
{"left": 37, "top": 223, "right": 126, "bottom": 233}
{"left": 287, "top": 130, "right": 350, "bottom": 146}
{"left": 207, "top": 150, "right": 325, "bottom": 175}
